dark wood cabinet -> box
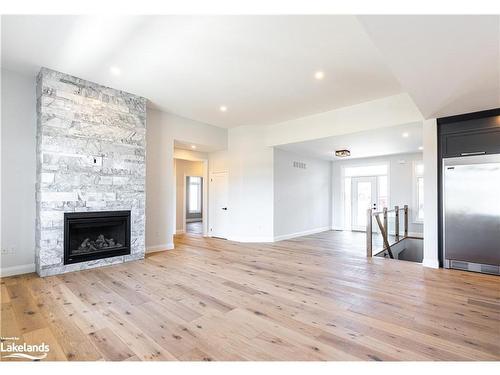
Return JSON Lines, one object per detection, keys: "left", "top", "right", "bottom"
{"left": 439, "top": 110, "right": 500, "bottom": 158}
{"left": 442, "top": 127, "right": 500, "bottom": 157}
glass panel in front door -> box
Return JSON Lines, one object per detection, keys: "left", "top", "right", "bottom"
{"left": 351, "top": 177, "right": 377, "bottom": 231}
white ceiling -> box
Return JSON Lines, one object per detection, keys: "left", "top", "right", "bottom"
{"left": 358, "top": 15, "right": 500, "bottom": 119}
{"left": 1, "top": 15, "right": 402, "bottom": 128}
{"left": 276, "top": 122, "right": 423, "bottom": 161}
{"left": 1, "top": 15, "right": 498, "bottom": 129}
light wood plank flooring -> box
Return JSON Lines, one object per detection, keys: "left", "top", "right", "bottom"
{"left": 186, "top": 221, "right": 203, "bottom": 235}
{"left": 1, "top": 231, "right": 499, "bottom": 361}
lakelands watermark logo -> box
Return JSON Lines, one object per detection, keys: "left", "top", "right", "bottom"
{"left": 1, "top": 336, "right": 50, "bottom": 360}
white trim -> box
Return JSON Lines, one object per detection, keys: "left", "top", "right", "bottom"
{"left": 227, "top": 236, "right": 275, "bottom": 243}
{"left": 175, "top": 229, "right": 185, "bottom": 235}
{"left": 209, "top": 171, "right": 229, "bottom": 239}
{"left": 176, "top": 158, "right": 209, "bottom": 237}
{"left": 274, "top": 227, "right": 331, "bottom": 242}
{"left": 422, "top": 258, "right": 439, "bottom": 269}
{"left": 146, "top": 243, "right": 174, "bottom": 253}
{"left": 0, "top": 263, "right": 36, "bottom": 277}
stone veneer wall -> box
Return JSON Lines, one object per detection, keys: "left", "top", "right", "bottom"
{"left": 36, "top": 68, "right": 147, "bottom": 276}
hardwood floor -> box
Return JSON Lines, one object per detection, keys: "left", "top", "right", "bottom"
{"left": 186, "top": 221, "right": 203, "bottom": 235}
{"left": 1, "top": 230, "right": 499, "bottom": 361}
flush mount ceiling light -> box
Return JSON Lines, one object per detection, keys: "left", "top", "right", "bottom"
{"left": 402, "top": 132, "right": 409, "bottom": 138}
{"left": 191, "top": 145, "right": 197, "bottom": 149}
{"left": 335, "top": 149, "right": 351, "bottom": 158}
{"left": 109, "top": 66, "right": 121, "bottom": 76}
{"left": 314, "top": 71, "right": 325, "bottom": 80}
{"left": 418, "top": 146, "right": 424, "bottom": 150}
{"left": 219, "top": 106, "right": 227, "bottom": 112}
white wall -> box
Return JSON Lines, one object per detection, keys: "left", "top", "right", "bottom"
{"left": 273, "top": 148, "right": 331, "bottom": 240}
{"left": 209, "top": 150, "right": 229, "bottom": 174}
{"left": 174, "top": 159, "right": 204, "bottom": 233}
{"left": 145, "top": 108, "right": 227, "bottom": 252}
{"left": 422, "top": 119, "right": 439, "bottom": 268}
{"left": 226, "top": 126, "right": 274, "bottom": 242}
{"left": 1, "top": 69, "right": 37, "bottom": 276}
{"left": 331, "top": 152, "right": 424, "bottom": 236}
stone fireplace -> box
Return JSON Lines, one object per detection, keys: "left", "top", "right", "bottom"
{"left": 35, "top": 68, "right": 146, "bottom": 276}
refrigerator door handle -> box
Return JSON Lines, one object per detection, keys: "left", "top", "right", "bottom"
{"left": 460, "top": 151, "right": 486, "bottom": 156}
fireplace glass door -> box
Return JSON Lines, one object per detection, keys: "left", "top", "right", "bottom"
{"left": 64, "top": 211, "right": 131, "bottom": 264}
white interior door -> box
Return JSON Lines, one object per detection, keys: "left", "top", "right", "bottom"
{"left": 351, "top": 176, "right": 378, "bottom": 231}
{"left": 211, "top": 173, "right": 229, "bottom": 239}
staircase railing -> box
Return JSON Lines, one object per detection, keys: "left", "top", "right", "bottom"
{"left": 366, "top": 205, "right": 408, "bottom": 258}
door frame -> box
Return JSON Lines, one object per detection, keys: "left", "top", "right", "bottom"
{"left": 339, "top": 161, "right": 391, "bottom": 231}
{"left": 209, "top": 171, "right": 229, "bottom": 239}
{"left": 174, "top": 158, "right": 209, "bottom": 237}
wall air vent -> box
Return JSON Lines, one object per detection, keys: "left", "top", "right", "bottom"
{"left": 450, "top": 260, "right": 468, "bottom": 270}
{"left": 293, "top": 161, "right": 307, "bottom": 169}
{"left": 481, "top": 264, "right": 500, "bottom": 275}
{"left": 449, "top": 260, "right": 500, "bottom": 275}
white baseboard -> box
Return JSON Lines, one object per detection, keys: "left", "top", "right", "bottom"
{"left": 227, "top": 236, "right": 275, "bottom": 243}
{"left": 175, "top": 229, "right": 185, "bottom": 235}
{"left": 0, "top": 263, "right": 36, "bottom": 277}
{"left": 146, "top": 243, "right": 174, "bottom": 253}
{"left": 422, "top": 258, "right": 439, "bottom": 269}
{"left": 274, "top": 227, "right": 331, "bottom": 242}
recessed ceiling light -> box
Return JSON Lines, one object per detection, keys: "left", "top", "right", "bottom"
{"left": 314, "top": 71, "right": 325, "bottom": 80}
{"left": 110, "top": 66, "right": 121, "bottom": 76}
{"left": 219, "top": 106, "right": 227, "bottom": 112}
{"left": 418, "top": 146, "right": 423, "bottom": 151}
{"left": 402, "top": 132, "right": 409, "bottom": 138}
{"left": 191, "top": 145, "right": 197, "bottom": 150}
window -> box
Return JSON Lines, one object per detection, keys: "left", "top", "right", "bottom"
{"left": 187, "top": 176, "right": 202, "bottom": 214}
{"left": 344, "top": 164, "right": 388, "bottom": 177}
{"left": 414, "top": 162, "right": 424, "bottom": 222}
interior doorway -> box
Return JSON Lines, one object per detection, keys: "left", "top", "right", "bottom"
{"left": 174, "top": 157, "right": 208, "bottom": 237}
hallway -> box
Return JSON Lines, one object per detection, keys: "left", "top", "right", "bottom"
{"left": 186, "top": 221, "right": 203, "bottom": 235}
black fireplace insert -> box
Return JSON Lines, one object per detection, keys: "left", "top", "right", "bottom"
{"left": 64, "top": 211, "right": 131, "bottom": 265}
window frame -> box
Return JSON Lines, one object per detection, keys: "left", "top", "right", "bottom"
{"left": 412, "top": 161, "right": 424, "bottom": 224}
{"left": 187, "top": 176, "right": 202, "bottom": 214}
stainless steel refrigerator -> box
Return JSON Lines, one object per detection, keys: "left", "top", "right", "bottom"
{"left": 443, "top": 154, "right": 500, "bottom": 275}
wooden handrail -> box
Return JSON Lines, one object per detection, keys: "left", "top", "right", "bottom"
{"left": 366, "top": 205, "right": 409, "bottom": 258}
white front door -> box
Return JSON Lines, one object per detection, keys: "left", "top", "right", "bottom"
{"left": 351, "top": 176, "right": 378, "bottom": 231}
{"left": 211, "top": 173, "right": 229, "bottom": 239}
